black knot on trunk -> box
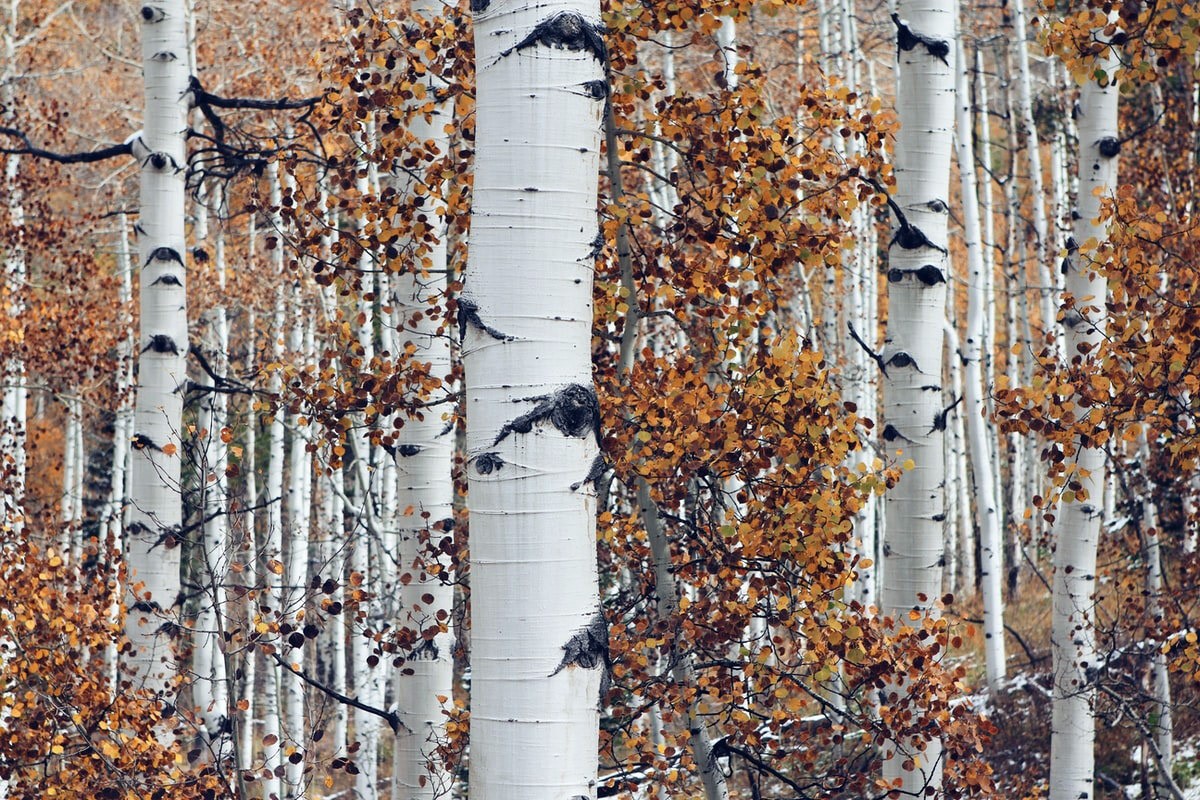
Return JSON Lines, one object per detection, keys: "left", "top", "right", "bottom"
{"left": 474, "top": 452, "right": 505, "bottom": 475}
{"left": 924, "top": 199, "right": 948, "bottom": 213}
{"left": 571, "top": 453, "right": 609, "bottom": 491}
{"left": 886, "top": 351, "right": 916, "bottom": 370}
{"left": 550, "top": 610, "right": 612, "bottom": 701}
{"left": 580, "top": 80, "right": 608, "bottom": 100}
{"left": 470, "top": 0, "right": 489, "bottom": 11}
{"left": 457, "top": 297, "right": 511, "bottom": 342}
{"left": 493, "top": 384, "right": 601, "bottom": 446}
{"left": 144, "top": 334, "right": 180, "bottom": 354}
{"left": 1097, "top": 137, "right": 1121, "bottom": 158}
{"left": 150, "top": 274, "right": 182, "bottom": 286}
{"left": 891, "top": 13, "right": 950, "bottom": 64}
{"left": 397, "top": 444, "right": 422, "bottom": 457}
{"left": 506, "top": 11, "right": 608, "bottom": 63}
{"left": 146, "top": 246, "right": 183, "bottom": 267}
{"left": 890, "top": 222, "right": 944, "bottom": 253}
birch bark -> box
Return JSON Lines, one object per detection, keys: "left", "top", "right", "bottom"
{"left": 124, "top": 0, "right": 190, "bottom": 710}
{"left": 881, "top": 0, "right": 955, "bottom": 793}
{"left": 1049, "top": 37, "right": 1120, "bottom": 800}
{"left": 465, "top": 0, "right": 607, "bottom": 796}
{"left": 955, "top": 38, "right": 1006, "bottom": 690}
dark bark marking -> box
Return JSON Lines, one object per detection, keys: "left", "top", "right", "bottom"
{"left": 931, "top": 394, "right": 963, "bottom": 432}
{"left": 892, "top": 13, "right": 950, "bottom": 65}
{"left": 886, "top": 351, "right": 916, "bottom": 371}
{"left": 580, "top": 80, "right": 608, "bottom": 100}
{"left": 470, "top": 0, "right": 489, "bottom": 11}
{"left": 457, "top": 297, "right": 512, "bottom": 342}
{"left": 131, "top": 600, "right": 161, "bottom": 613}
{"left": 474, "top": 452, "right": 505, "bottom": 475}
{"left": 887, "top": 265, "right": 944, "bottom": 285}
{"left": 140, "top": 6, "right": 165, "bottom": 22}
{"left": 587, "top": 230, "right": 604, "bottom": 260}
{"left": 145, "top": 246, "right": 184, "bottom": 268}
{"left": 882, "top": 424, "right": 912, "bottom": 444}
{"left": 924, "top": 199, "right": 948, "bottom": 213}
{"left": 492, "top": 384, "right": 600, "bottom": 446}
{"left": 150, "top": 274, "right": 182, "bottom": 286}
{"left": 131, "top": 433, "right": 162, "bottom": 451}
{"left": 1097, "top": 137, "right": 1120, "bottom": 158}
{"left": 143, "top": 334, "right": 181, "bottom": 355}
{"left": 550, "top": 611, "right": 611, "bottom": 700}
{"left": 410, "top": 639, "right": 439, "bottom": 661}
{"left": 571, "top": 453, "right": 609, "bottom": 491}
{"left": 504, "top": 12, "right": 607, "bottom": 63}
{"left": 397, "top": 444, "right": 422, "bottom": 457}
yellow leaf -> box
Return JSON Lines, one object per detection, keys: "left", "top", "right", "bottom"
{"left": 162, "top": 442, "right": 178, "bottom": 456}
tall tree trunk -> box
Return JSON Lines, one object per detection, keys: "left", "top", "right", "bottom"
{"left": 391, "top": 7, "right": 455, "bottom": 794}
{"left": 193, "top": 184, "right": 233, "bottom": 760}
{"left": 955, "top": 39, "right": 1006, "bottom": 690}
{"left": 465, "top": 0, "right": 607, "bottom": 796}
{"left": 1049, "top": 36, "right": 1119, "bottom": 800}
{"left": 124, "top": 0, "right": 189, "bottom": 711}
{"left": 881, "top": 0, "right": 955, "bottom": 793}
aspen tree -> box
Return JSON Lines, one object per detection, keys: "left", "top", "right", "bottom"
{"left": 880, "top": 0, "right": 955, "bottom": 793}
{"left": 465, "top": 0, "right": 608, "bottom": 796}
{"left": 1049, "top": 29, "right": 1119, "bottom": 800}
{"left": 955, "top": 38, "right": 1006, "bottom": 689}
{"left": 124, "top": 0, "right": 190, "bottom": 709}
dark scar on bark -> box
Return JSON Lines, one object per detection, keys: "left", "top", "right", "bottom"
{"left": 470, "top": 0, "right": 488, "bottom": 11}
{"left": 886, "top": 351, "right": 917, "bottom": 371}
{"left": 457, "top": 298, "right": 511, "bottom": 342}
{"left": 143, "top": 334, "right": 181, "bottom": 354}
{"left": 410, "top": 639, "right": 439, "bottom": 661}
{"left": 131, "top": 600, "right": 161, "bottom": 614}
{"left": 145, "top": 246, "right": 184, "bottom": 268}
{"left": 504, "top": 11, "right": 608, "bottom": 63}
{"left": 492, "top": 384, "right": 601, "bottom": 446}
{"left": 586, "top": 230, "right": 605, "bottom": 260}
{"left": 131, "top": 433, "right": 162, "bottom": 451}
{"left": 579, "top": 80, "right": 608, "bottom": 100}
{"left": 881, "top": 424, "right": 913, "bottom": 444}
{"left": 571, "top": 453, "right": 609, "bottom": 491}
{"left": 150, "top": 274, "right": 182, "bottom": 286}
{"left": 931, "top": 394, "right": 963, "bottom": 432}
{"left": 474, "top": 451, "right": 505, "bottom": 475}
{"left": 886, "top": 265, "right": 945, "bottom": 286}
{"left": 550, "top": 611, "right": 611, "bottom": 700}
{"left": 397, "top": 444, "right": 422, "bottom": 457}
{"left": 892, "top": 13, "right": 950, "bottom": 65}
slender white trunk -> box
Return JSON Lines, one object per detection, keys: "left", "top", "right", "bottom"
{"left": 239, "top": 305, "right": 259, "bottom": 770}
{"left": 124, "top": 0, "right": 189, "bottom": 710}
{"left": 390, "top": 8, "right": 455, "bottom": 794}
{"left": 465, "top": 0, "right": 606, "bottom": 796}
{"left": 1137, "top": 438, "right": 1173, "bottom": 786}
{"left": 262, "top": 159, "right": 288, "bottom": 800}
{"left": 1011, "top": 0, "right": 1054, "bottom": 339}
{"left": 881, "top": 0, "right": 955, "bottom": 792}
{"left": 193, "top": 184, "right": 232, "bottom": 760}
{"left": 1049, "top": 38, "right": 1119, "bottom": 800}
{"left": 284, "top": 249, "right": 310, "bottom": 800}
{"left": 956, "top": 39, "right": 1006, "bottom": 689}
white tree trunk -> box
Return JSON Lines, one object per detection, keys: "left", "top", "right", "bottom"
{"left": 262, "top": 158, "right": 288, "bottom": 800}
{"left": 284, "top": 245, "right": 310, "bottom": 800}
{"left": 1011, "top": 0, "right": 1054, "bottom": 339}
{"left": 881, "top": 0, "right": 955, "bottom": 793}
{"left": 955, "top": 39, "right": 1006, "bottom": 690}
{"left": 124, "top": 0, "right": 189, "bottom": 711}
{"left": 465, "top": 0, "right": 607, "bottom": 796}
{"left": 1049, "top": 39, "right": 1119, "bottom": 800}
{"left": 193, "top": 184, "right": 233, "bottom": 760}
{"left": 390, "top": 9, "right": 455, "bottom": 794}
